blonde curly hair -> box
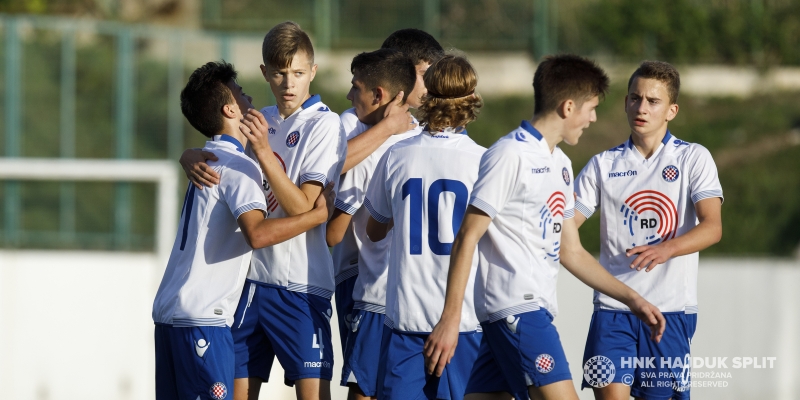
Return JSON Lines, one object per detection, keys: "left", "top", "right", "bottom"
{"left": 417, "top": 55, "right": 483, "bottom": 133}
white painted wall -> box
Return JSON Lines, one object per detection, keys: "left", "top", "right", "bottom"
{"left": 0, "top": 252, "right": 796, "bottom": 400}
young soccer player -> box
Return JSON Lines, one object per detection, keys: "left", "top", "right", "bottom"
{"left": 363, "top": 54, "right": 486, "bottom": 400}
{"left": 152, "top": 61, "right": 333, "bottom": 400}
{"left": 178, "top": 22, "right": 347, "bottom": 400}
{"left": 324, "top": 48, "right": 419, "bottom": 400}
{"left": 340, "top": 28, "right": 445, "bottom": 174}
{"left": 574, "top": 61, "right": 723, "bottom": 400}
{"left": 425, "top": 54, "right": 667, "bottom": 400}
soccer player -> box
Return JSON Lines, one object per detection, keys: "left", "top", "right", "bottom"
{"left": 152, "top": 61, "right": 333, "bottom": 400}
{"left": 425, "top": 54, "right": 667, "bottom": 400}
{"left": 574, "top": 61, "right": 723, "bottom": 400}
{"left": 325, "top": 48, "right": 419, "bottom": 400}
{"left": 340, "top": 28, "right": 445, "bottom": 174}
{"left": 179, "top": 22, "right": 347, "bottom": 400}
{"left": 364, "top": 54, "right": 486, "bottom": 400}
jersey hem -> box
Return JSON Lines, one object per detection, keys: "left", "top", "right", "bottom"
{"left": 353, "top": 301, "right": 385, "bottom": 314}
{"left": 487, "top": 302, "right": 542, "bottom": 323}
{"left": 334, "top": 199, "right": 358, "bottom": 215}
{"left": 574, "top": 200, "right": 595, "bottom": 219}
{"left": 363, "top": 198, "right": 390, "bottom": 223}
{"left": 469, "top": 197, "right": 498, "bottom": 219}
{"left": 299, "top": 172, "right": 328, "bottom": 186}
{"left": 233, "top": 202, "right": 268, "bottom": 219}
{"left": 335, "top": 267, "right": 358, "bottom": 285}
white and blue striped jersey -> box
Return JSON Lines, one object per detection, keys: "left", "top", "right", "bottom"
{"left": 365, "top": 129, "right": 485, "bottom": 333}
{"left": 153, "top": 136, "right": 267, "bottom": 327}
{"left": 331, "top": 108, "right": 421, "bottom": 313}
{"left": 246, "top": 95, "right": 347, "bottom": 299}
{"left": 469, "top": 121, "right": 576, "bottom": 323}
{"left": 574, "top": 131, "right": 723, "bottom": 313}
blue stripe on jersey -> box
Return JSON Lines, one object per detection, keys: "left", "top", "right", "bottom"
{"left": 179, "top": 184, "right": 196, "bottom": 251}
{"left": 233, "top": 202, "right": 268, "bottom": 220}
{"left": 334, "top": 199, "right": 358, "bottom": 215}
{"left": 286, "top": 282, "right": 334, "bottom": 299}
{"left": 487, "top": 302, "right": 541, "bottom": 323}
{"left": 299, "top": 172, "right": 327, "bottom": 185}
{"left": 171, "top": 317, "right": 228, "bottom": 327}
{"left": 335, "top": 265, "right": 359, "bottom": 285}
{"left": 301, "top": 94, "right": 322, "bottom": 109}
{"left": 661, "top": 130, "right": 673, "bottom": 144}
{"left": 354, "top": 301, "right": 386, "bottom": 314}
{"left": 520, "top": 120, "right": 543, "bottom": 141}
{"left": 564, "top": 208, "right": 575, "bottom": 219}
{"left": 364, "top": 198, "right": 391, "bottom": 223}
{"left": 469, "top": 197, "right": 498, "bottom": 219}
{"left": 575, "top": 201, "right": 594, "bottom": 219}
{"left": 217, "top": 135, "right": 244, "bottom": 152}
{"left": 691, "top": 189, "right": 723, "bottom": 204}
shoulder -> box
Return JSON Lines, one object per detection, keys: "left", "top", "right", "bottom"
{"left": 221, "top": 152, "right": 262, "bottom": 178}
{"left": 599, "top": 140, "right": 629, "bottom": 161}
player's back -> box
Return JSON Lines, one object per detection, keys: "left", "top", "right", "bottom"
{"left": 366, "top": 130, "right": 485, "bottom": 333}
{"left": 153, "top": 138, "right": 266, "bottom": 328}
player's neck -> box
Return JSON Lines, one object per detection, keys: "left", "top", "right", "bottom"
{"left": 218, "top": 126, "right": 248, "bottom": 150}
{"left": 276, "top": 93, "right": 312, "bottom": 119}
{"left": 531, "top": 115, "right": 564, "bottom": 153}
{"left": 630, "top": 125, "right": 668, "bottom": 159}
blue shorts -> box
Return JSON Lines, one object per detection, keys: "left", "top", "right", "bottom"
{"left": 154, "top": 325, "right": 234, "bottom": 400}
{"left": 334, "top": 274, "right": 358, "bottom": 353}
{"left": 377, "top": 326, "right": 481, "bottom": 400}
{"left": 231, "top": 280, "right": 334, "bottom": 385}
{"left": 581, "top": 310, "right": 697, "bottom": 400}
{"left": 466, "top": 310, "right": 572, "bottom": 400}
{"left": 339, "top": 310, "right": 384, "bottom": 396}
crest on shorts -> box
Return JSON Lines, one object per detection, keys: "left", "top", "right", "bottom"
{"left": 535, "top": 354, "right": 555, "bottom": 373}
{"left": 662, "top": 165, "right": 679, "bottom": 182}
{"left": 583, "top": 355, "right": 616, "bottom": 388}
{"left": 286, "top": 131, "right": 300, "bottom": 148}
{"left": 209, "top": 382, "right": 227, "bottom": 399}
{"left": 562, "top": 167, "right": 571, "bottom": 186}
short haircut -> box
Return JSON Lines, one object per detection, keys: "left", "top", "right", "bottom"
{"left": 628, "top": 61, "right": 681, "bottom": 104}
{"left": 533, "top": 54, "right": 609, "bottom": 116}
{"left": 351, "top": 48, "right": 416, "bottom": 104}
{"left": 381, "top": 28, "right": 445, "bottom": 66}
{"left": 180, "top": 61, "right": 237, "bottom": 138}
{"left": 262, "top": 21, "right": 314, "bottom": 69}
{"left": 417, "top": 55, "right": 483, "bottom": 132}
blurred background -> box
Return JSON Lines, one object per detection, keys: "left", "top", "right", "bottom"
{"left": 0, "top": 0, "right": 797, "bottom": 399}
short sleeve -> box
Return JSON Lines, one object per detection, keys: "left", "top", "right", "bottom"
{"left": 298, "top": 113, "right": 346, "bottom": 186}
{"left": 335, "top": 159, "right": 370, "bottom": 215}
{"left": 574, "top": 156, "right": 601, "bottom": 218}
{"left": 363, "top": 150, "right": 393, "bottom": 223}
{"left": 219, "top": 161, "right": 268, "bottom": 220}
{"left": 688, "top": 145, "right": 724, "bottom": 204}
{"left": 469, "top": 145, "right": 521, "bottom": 219}
{"left": 563, "top": 161, "right": 576, "bottom": 219}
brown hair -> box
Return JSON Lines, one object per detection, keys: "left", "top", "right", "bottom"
{"left": 417, "top": 55, "right": 483, "bottom": 132}
{"left": 261, "top": 21, "right": 314, "bottom": 69}
{"left": 533, "top": 54, "right": 609, "bottom": 116}
{"left": 627, "top": 60, "right": 681, "bottom": 104}
{"left": 180, "top": 61, "right": 237, "bottom": 138}
{"left": 351, "top": 48, "right": 416, "bottom": 104}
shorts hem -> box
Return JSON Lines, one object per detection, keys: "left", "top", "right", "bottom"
{"left": 630, "top": 387, "right": 690, "bottom": 400}
{"left": 528, "top": 373, "right": 572, "bottom": 388}
{"left": 284, "top": 373, "right": 333, "bottom": 382}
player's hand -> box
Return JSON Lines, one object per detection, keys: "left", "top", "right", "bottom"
{"left": 380, "top": 91, "right": 416, "bottom": 135}
{"left": 313, "top": 182, "right": 336, "bottom": 221}
{"left": 626, "top": 242, "right": 674, "bottom": 272}
{"left": 180, "top": 148, "right": 219, "bottom": 189}
{"left": 423, "top": 317, "right": 460, "bottom": 377}
{"left": 627, "top": 296, "right": 666, "bottom": 343}
{"left": 240, "top": 108, "right": 273, "bottom": 157}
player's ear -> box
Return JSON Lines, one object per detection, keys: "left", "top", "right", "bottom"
{"left": 558, "top": 99, "right": 574, "bottom": 119}
{"left": 374, "top": 86, "right": 387, "bottom": 105}
{"left": 309, "top": 63, "right": 318, "bottom": 82}
{"left": 666, "top": 103, "right": 679, "bottom": 122}
{"left": 221, "top": 103, "right": 238, "bottom": 119}
{"left": 260, "top": 64, "right": 268, "bottom": 80}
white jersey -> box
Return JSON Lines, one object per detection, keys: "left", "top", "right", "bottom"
{"left": 469, "top": 121, "right": 576, "bottom": 323}
{"left": 365, "top": 130, "right": 485, "bottom": 333}
{"left": 247, "top": 95, "right": 347, "bottom": 298}
{"left": 153, "top": 136, "right": 267, "bottom": 327}
{"left": 331, "top": 108, "right": 421, "bottom": 314}
{"left": 574, "top": 132, "right": 723, "bottom": 313}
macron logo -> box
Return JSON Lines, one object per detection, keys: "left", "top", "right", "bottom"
{"left": 532, "top": 167, "right": 550, "bottom": 174}
{"left": 195, "top": 339, "right": 210, "bottom": 358}
{"left": 608, "top": 170, "right": 637, "bottom": 178}
{"left": 505, "top": 315, "right": 520, "bottom": 334}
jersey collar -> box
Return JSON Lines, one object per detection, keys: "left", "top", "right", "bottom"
{"left": 213, "top": 134, "right": 244, "bottom": 153}
{"left": 301, "top": 94, "right": 322, "bottom": 110}
{"left": 520, "top": 120, "right": 543, "bottom": 140}
{"left": 626, "top": 130, "right": 673, "bottom": 161}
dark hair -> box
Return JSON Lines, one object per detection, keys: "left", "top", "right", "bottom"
{"left": 417, "top": 55, "right": 483, "bottom": 132}
{"left": 180, "top": 61, "right": 237, "bottom": 138}
{"left": 381, "top": 28, "right": 445, "bottom": 66}
{"left": 533, "top": 54, "right": 609, "bottom": 116}
{"left": 351, "top": 48, "right": 416, "bottom": 103}
{"left": 262, "top": 21, "right": 314, "bottom": 69}
{"left": 628, "top": 61, "right": 681, "bottom": 104}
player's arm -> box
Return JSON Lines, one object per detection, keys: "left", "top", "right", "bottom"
{"left": 240, "top": 109, "right": 324, "bottom": 216}
{"left": 326, "top": 209, "right": 353, "bottom": 247}
{"left": 627, "top": 197, "right": 722, "bottom": 271}
{"left": 573, "top": 209, "right": 588, "bottom": 228}
{"left": 425, "top": 206, "right": 492, "bottom": 377}
{"left": 365, "top": 216, "right": 392, "bottom": 242}
{"left": 238, "top": 183, "right": 335, "bottom": 248}
{"left": 559, "top": 217, "right": 665, "bottom": 342}
{"left": 341, "top": 92, "right": 416, "bottom": 174}
{"left": 179, "top": 148, "right": 220, "bottom": 189}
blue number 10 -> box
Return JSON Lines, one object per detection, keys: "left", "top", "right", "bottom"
{"left": 401, "top": 178, "right": 468, "bottom": 256}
